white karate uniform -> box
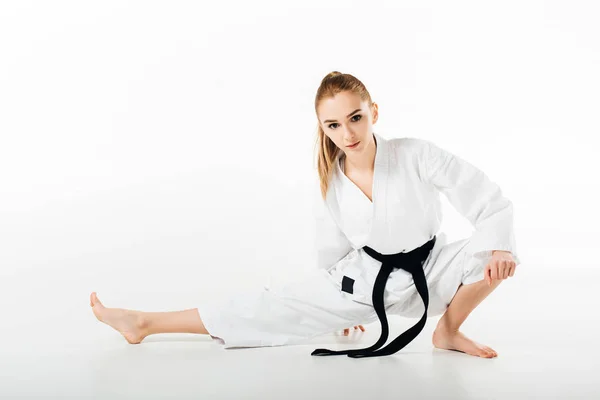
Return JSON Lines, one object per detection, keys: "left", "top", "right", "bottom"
{"left": 198, "top": 133, "right": 521, "bottom": 349}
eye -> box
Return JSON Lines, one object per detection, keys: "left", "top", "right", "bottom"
{"left": 327, "top": 115, "right": 361, "bottom": 129}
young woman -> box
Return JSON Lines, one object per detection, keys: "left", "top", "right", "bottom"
{"left": 90, "top": 71, "right": 520, "bottom": 358}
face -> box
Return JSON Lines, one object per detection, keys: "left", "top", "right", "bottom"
{"left": 317, "top": 90, "right": 378, "bottom": 155}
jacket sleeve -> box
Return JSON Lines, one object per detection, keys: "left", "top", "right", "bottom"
{"left": 312, "top": 192, "right": 354, "bottom": 270}
{"left": 421, "top": 139, "right": 521, "bottom": 266}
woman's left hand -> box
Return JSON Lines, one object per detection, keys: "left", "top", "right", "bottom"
{"left": 484, "top": 251, "right": 517, "bottom": 286}
{"left": 343, "top": 325, "right": 365, "bottom": 336}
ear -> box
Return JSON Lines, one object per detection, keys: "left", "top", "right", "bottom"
{"left": 371, "top": 103, "right": 379, "bottom": 123}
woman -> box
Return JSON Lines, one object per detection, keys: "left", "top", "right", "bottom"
{"left": 90, "top": 71, "right": 520, "bottom": 358}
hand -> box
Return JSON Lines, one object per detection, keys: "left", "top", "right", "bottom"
{"left": 484, "top": 250, "right": 517, "bottom": 286}
{"left": 343, "top": 325, "right": 365, "bottom": 336}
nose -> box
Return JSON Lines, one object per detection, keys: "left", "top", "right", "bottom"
{"left": 342, "top": 126, "right": 355, "bottom": 141}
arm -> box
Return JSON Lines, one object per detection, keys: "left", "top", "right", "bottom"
{"left": 421, "top": 140, "right": 521, "bottom": 266}
{"left": 313, "top": 193, "right": 365, "bottom": 333}
{"left": 313, "top": 193, "right": 354, "bottom": 270}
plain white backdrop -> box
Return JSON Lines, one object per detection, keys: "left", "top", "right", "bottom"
{"left": 1, "top": 0, "right": 599, "bottom": 398}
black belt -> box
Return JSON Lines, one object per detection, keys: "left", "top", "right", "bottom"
{"left": 311, "top": 235, "right": 436, "bottom": 358}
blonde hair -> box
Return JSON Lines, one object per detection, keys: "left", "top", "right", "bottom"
{"left": 314, "top": 71, "right": 374, "bottom": 200}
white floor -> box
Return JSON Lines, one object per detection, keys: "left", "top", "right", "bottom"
{"left": 2, "top": 266, "right": 599, "bottom": 399}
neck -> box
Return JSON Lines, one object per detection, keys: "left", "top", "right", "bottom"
{"left": 344, "top": 134, "right": 377, "bottom": 173}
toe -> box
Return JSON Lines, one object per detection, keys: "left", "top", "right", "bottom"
{"left": 91, "top": 292, "right": 103, "bottom": 308}
{"left": 483, "top": 347, "right": 497, "bottom": 357}
{"left": 476, "top": 347, "right": 491, "bottom": 358}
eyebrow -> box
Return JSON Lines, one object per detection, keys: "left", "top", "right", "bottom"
{"left": 323, "top": 108, "right": 362, "bottom": 124}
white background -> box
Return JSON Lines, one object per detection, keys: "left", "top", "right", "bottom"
{"left": 1, "top": 1, "right": 599, "bottom": 398}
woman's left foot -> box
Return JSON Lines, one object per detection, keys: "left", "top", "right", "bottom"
{"left": 432, "top": 328, "right": 498, "bottom": 358}
{"left": 90, "top": 292, "right": 148, "bottom": 344}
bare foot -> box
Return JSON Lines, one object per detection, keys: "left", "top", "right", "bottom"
{"left": 432, "top": 328, "right": 498, "bottom": 358}
{"left": 90, "top": 292, "right": 148, "bottom": 344}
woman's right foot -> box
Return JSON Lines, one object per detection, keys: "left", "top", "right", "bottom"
{"left": 432, "top": 327, "right": 498, "bottom": 358}
{"left": 90, "top": 292, "right": 148, "bottom": 344}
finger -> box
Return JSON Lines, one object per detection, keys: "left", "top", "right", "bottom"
{"left": 498, "top": 262, "right": 505, "bottom": 280}
{"left": 344, "top": 328, "right": 349, "bottom": 336}
{"left": 491, "top": 263, "right": 499, "bottom": 281}
{"left": 484, "top": 265, "right": 491, "bottom": 286}
{"left": 508, "top": 264, "right": 516, "bottom": 277}
{"left": 359, "top": 325, "right": 366, "bottom": 332}
{"left": 503, "top": 262, "right": 510, "bottom": 279}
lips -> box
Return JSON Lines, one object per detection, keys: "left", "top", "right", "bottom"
{"left": 347, "top": 141, "right": 360, "bottom": 148}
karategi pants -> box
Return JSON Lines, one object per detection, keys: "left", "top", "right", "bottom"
{"left": 198, "top": 232, "right": 487, "bottom": 349}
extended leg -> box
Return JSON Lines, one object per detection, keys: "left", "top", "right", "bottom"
{"left": 90, "top": 292, "right": 209, "bottom": 344}
{"left": 142, "top": 308, "right": 208, "bottom": 336}
{"left": 432, "top": 278, "right": 502, "bottom": 358}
